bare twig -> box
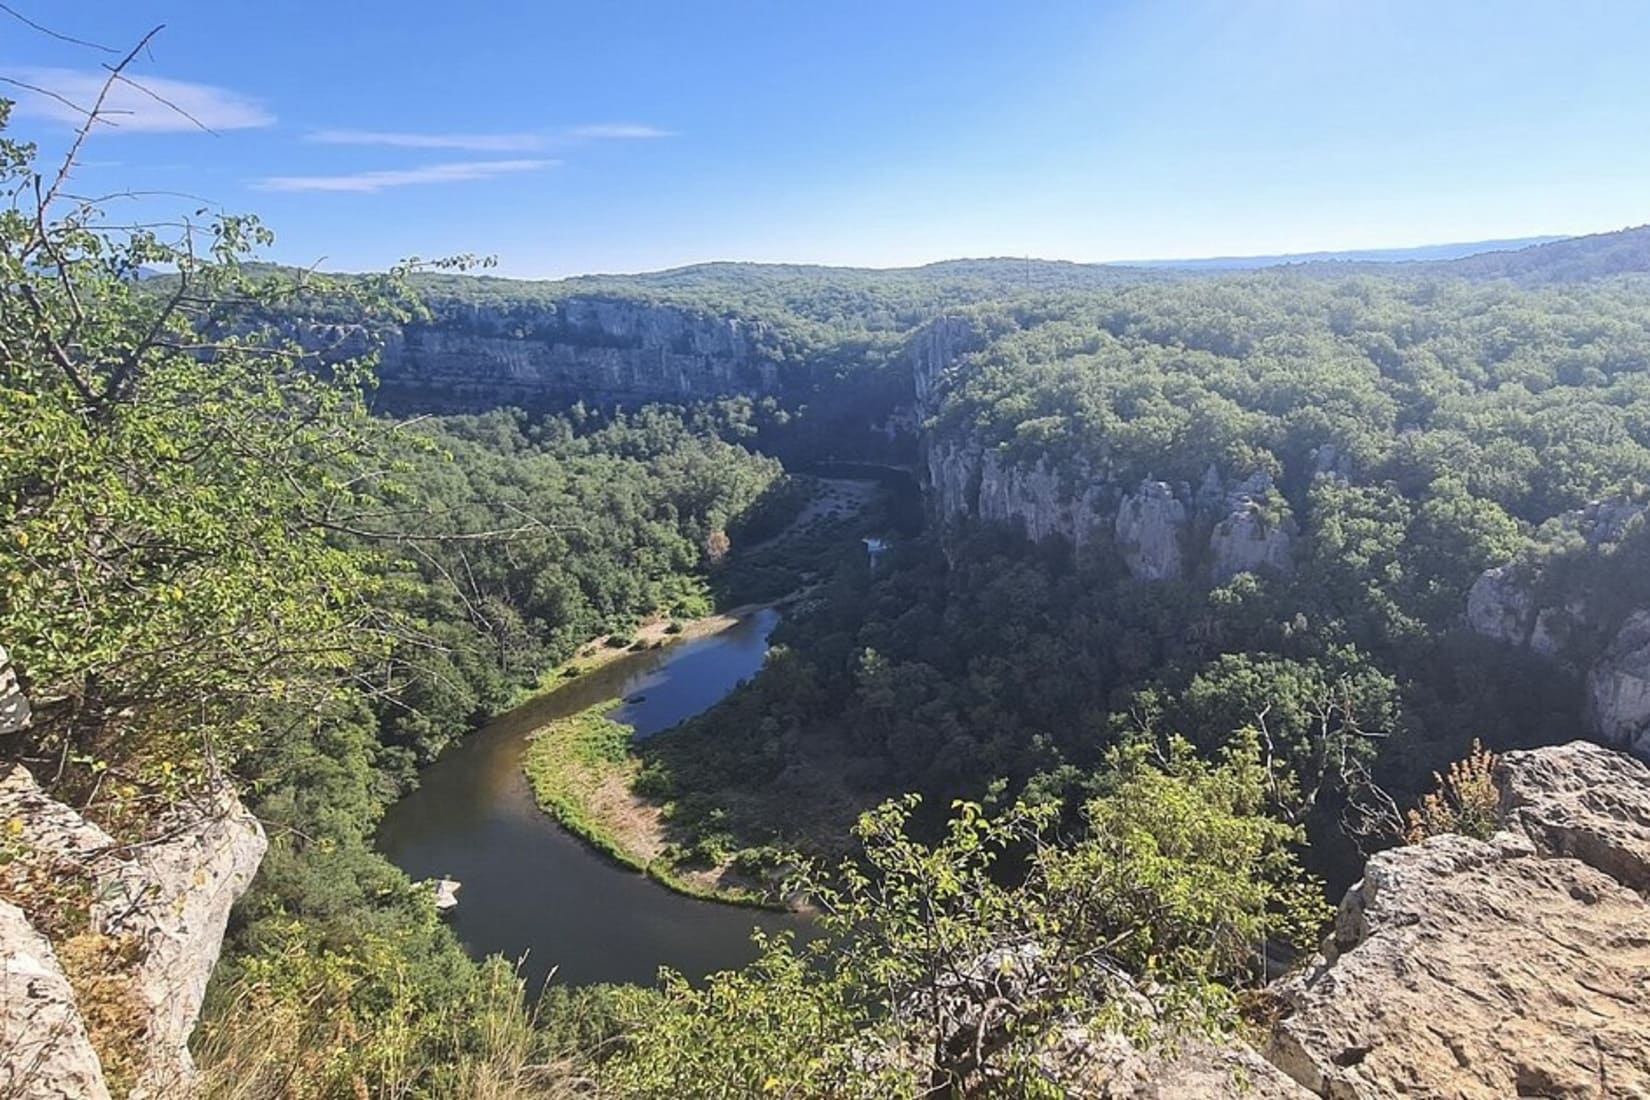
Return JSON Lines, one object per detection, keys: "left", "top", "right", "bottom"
{"left": 109, "top": 71, "right": 218, "bottom": 136}
{"left": 0, "top": 77, "right": 127, "bottom": 124}
{"left": 0, "top": 2, "right": 120, "bottom": 52}
{"left": 38, "top": 24, "right": 165, "bottom": 218}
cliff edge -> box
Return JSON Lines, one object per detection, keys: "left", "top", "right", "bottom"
{"left": 1264, "top": 741, "right": 1650, "bottom": 1099}
{"left": 0, "top": 763, "right": 264, "bottom": 1099}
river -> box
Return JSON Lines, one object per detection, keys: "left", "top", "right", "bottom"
{"left": 376, "top": 607, "right": 807, "bottom": 989}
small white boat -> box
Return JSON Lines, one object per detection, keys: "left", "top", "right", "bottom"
{"left": 434, "top": 877, "right": 462, "bottom": 913}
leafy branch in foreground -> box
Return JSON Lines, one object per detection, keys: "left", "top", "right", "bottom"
{"left": 0, "top": 89, "right": 469, "bottom": 806}
{"left": 595, "top": 733, "right": 1328, "bottom": 1098}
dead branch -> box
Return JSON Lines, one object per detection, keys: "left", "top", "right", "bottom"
{"left": 0, "top": 3, "right": 119, "bottom": 52}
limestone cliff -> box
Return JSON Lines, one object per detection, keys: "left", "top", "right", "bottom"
{"left": 1465, "top": 499, "right": 1650, "bottom": 755}
{"left": 1587, "top": 609, "right": 1650, "bottom": 757}
{"left": 1266, "top": 741, "right": 1650, "bottom": 1098}
{"left": 911, "top": 318, "right": 1297, "bottom": 581}
{"left": 1208, "top": 472, "right": 1295, "bottom": 584}
{"left": 1011, "top": 742, "right": 1650, "bottom": 1097}
{"left": 294, "top": 294, "right": 783, "bottom": 408}
{"left": 1115, "top": 480, "right": 1188, "bottom": 580}
{"left": 0, "top": 765, "right": 265, "bottom": 1099}
{"left": 910, "top": 315, "right": 980, "bottom": 422}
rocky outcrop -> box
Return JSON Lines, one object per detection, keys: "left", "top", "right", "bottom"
{"left": 1498, "top": 742, "right": 1650, "bottom": 891}
{"left": 0, "top": 900, "right": 110, "bottom": 1100}
{"left": 1115, "top": 481, "right": 1188, "bottom": 581}
{"left": 1587, "top": 610, "right": 1650, "bottom": 756}
{"left": 1265, "top": 742, "right": 1650, "bottom": 1098}
{"left": 294, "top": 295, "right": 782, "bottom": 409}
{"left": 1208, "top": 511, "right": 1293, "bottom": 583}
{"left": 1208, "top": 472, "right": 1294, "bottom": 584}
{"left": 920, "top": 742, "right": 1650, "bottom": 1096}
{"left": 910, "top": 315, "right": 978, "bottom": 421}
{"left": 0, "top": 767, "right": 265, "bottom": 1098}
{"left": 1466, "top": 501, "right": 1650, "bottom": 754}
{"left": 1466, "top": 564, "right": 1537, "bottom": 646}
{"left": 1063, "top": 1032, "right": 1313, "bottom": 1098}
{"left": 976, "top": 452, "right": 1109, "bottom": 550}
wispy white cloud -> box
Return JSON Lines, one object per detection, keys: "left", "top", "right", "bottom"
{"left": 307, "top": 129, "right": 548, "bottom": 152}
{"left": 305, "top": 124, "right": 674, "bottom": 150}
{"left": 567, "top": 123, "right": 673, "bottom": 140}
{"left": 6, "top": 67, "right": 273, "bottom": 132}
{"left": 254, "top": 158, "right": 556, "bottom": 193}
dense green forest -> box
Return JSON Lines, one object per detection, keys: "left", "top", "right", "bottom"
{"left": 636, "top": 272, "right": 1650, "bottom": 886}
{"left": 9, "top": 88, "right": 1650, "bottom": 1096}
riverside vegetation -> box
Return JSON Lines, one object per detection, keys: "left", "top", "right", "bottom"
{"left": 518, "top": 698, "right": 775, "bottom": 904}
{"left": 10, "top": 85, "right": 1650, "bottom": 1096}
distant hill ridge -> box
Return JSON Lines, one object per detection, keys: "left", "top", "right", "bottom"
{"left": 230, "top": 226, "right": 1650, "bottom": 317}
{"left": 479, "top": 225, "right": 1650, "bottom": 294}
{"left": 1114, "top": 235, "right": 1567, "bottom": 269}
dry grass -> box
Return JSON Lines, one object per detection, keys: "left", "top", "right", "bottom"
{"left": 58, "top": 931, "right": 149, "bottom": 1096}
{"left": 195, "top": 960, "right": 582, "bottom": 1100}
{"left": 1405, "top": 739, "right": 1501, "bottom": 844}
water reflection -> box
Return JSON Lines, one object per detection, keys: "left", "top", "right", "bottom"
{"left": 377, "top": 608, "right": 804, "bottom": 988}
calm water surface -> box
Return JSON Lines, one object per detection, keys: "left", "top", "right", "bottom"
{"left": 377, "top": 608, "right": 805, "bottom": 988}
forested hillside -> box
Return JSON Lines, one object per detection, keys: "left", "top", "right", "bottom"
{"left": 10, "top": 77, "right": 1650, "bottom": 1097}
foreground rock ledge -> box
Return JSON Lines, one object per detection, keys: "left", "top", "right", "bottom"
{"left": 1267, "top": 741, "right": 1650, "bottom": 1099}
{"left": 0, "top": 766, "right": 265, "bottom": 1100}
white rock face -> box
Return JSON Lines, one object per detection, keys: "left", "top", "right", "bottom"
{"left": 976, "top": 451, "right": 1109, "bottom": 549}
{"left": 1208, "top": 473, "right": 1293, "bottom": 583}
{"left": 292, "top": 295, "right": 781, "bottom": 407}
{"left": 1528, "top": 600, "right": 1592, "bottom": 658}
{"left": 910, "top": 315, "right": 977, "bottom": 421}
{"left": 924, "top": 436, "right": 983, "bottom": 525}
{"left": 0, "top": 643, "right": 27, "bottom": 734}
{"left": 1115, "top": 481, "right": 1188, "bottom": 581}
{"left": 0, "top": 766, "right": 266, "bottom": 1097}
{"left": 1587, "top": 610, "right": 1650, "bottom": 756}
{"left": 1465, "top": 564, "right": 1535, "bottom": 646}
{"left": 1266, "top": 742, "right": 1650, "bottom": 1099}
{"left": 1208, "top": 512, "right": 1293, "bottom": 583}
{"left": 0, "top": 900, "right": 111, "bottom": 1100}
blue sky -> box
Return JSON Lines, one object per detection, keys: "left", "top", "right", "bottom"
{"left": 4, "top": 1, "right": 1648, "bottom": 277}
